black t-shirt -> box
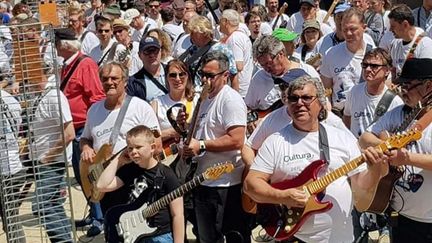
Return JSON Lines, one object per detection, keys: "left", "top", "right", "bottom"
{"left": 116, "top": 162, "right": 181, "bottom": 236}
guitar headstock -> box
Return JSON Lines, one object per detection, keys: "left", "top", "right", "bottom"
{"left": 279, "top": 2, "right": 288, "bottom": 14}
{"left": 382, "top": 129, "right": 422, "bottom": 151}
{"left": 203, "top": 162, "right": 234, "bottom": 180}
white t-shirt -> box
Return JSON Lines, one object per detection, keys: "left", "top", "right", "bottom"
{"left": 367, "top": 105, "right": 432, "bottom": 223}
{"left": 223, "top": 30, "right": 253, "bottom": 97}
{"left": 162, "top": 23, "right": 184, "bottom": 41}
{"left": 31, "top": 89, "right": 73, "bottom": 163}
{"left": 268, "top": 13, "right": 290, "bottom": 29}
{"left": 80, "top": 30, "right": 100, "bottom": 56}
{"left": 247, "top": 106, "right": 347, "bottom": 150}
{"left": 194, "top": 85, "right": 247, "bottom": 187}
{"left": 129, "top": 41, "right": 143, "bottom": 76}
{"left": 131, "top": 18, "right": 157, "bottom": 42}
{"left": 252, "top": 123, "right": 362, "bottom": 242}
{"left": 244, "top": 63, "right": 319, "bottom": 110}
{"left": 316, "top": 32, "right": 375, "bottom": 55}
{"left": 286, "top": 11, "right": 334, "bottom": 36}
{"left": 0, "top": 90, "right": 22, "bottom": 175}
{"left": 390, "top": 27, "right": 432, "bottom": 77}
{"left": 378, "top": 30, "right": 395, "bottom": 52}
{"left": 153, "top": 94, "right": 198, "bottom": 130}
{"left": 344, "top": 83, "right": 404, "bottom": 138}
{"left": 82, "top": 96, "right": 160, "bottom": 154}
{"left": 89, "top": 39, "right": 127, "bottom": 66}
{"left": 172, "top": 34, "right": 192, "bottom": 59}
{"left": 320, "top": 41, "right": 375, "bottom": 109}
{"left": 260, "top": 22, "right": 273, "bottom": 36}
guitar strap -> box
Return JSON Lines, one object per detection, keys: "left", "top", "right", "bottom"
{"left": 318, "top": 123, "right": 330, "bottom": 164}
{"left": 372, "top": 89, "right": 397, "bottom": 123}
{"left": 108, "top": 95, "right": 132, "bottom": 146}
{"left": 412, "top": 107, "right": 432, "bottom": 132}
{"left": 60, "top": 55, "right": 88, "bottom": 91}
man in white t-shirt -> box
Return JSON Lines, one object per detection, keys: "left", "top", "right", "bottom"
{"left": 81, "top": 62, "right": 161, "bottom": 215}
{"left": 359, "top": 58, "right": 432, "bottom": 243}
{"left": 125, "top": 8, "right": 156, "bottom": 42}
{"left": 219, "top": 9, "right": 253, "bottom": 97}
{"left": 266, "top": 0, "right": 289, "bottom": 29}
{"left": 344, "top": 47, "right": 403, "bottom": 138}
{"left": 243, "top": 75, "right": 386, "bottom": 242}
{"left": 388, "top": 4, "right": 432, "bottom": 79}
{"left": 178, "top": 51, "right": 251, "bottom": 243}
{"left": 286, "top": 0, "right": 333, "bottom": 36}
{"left": 320, "top": 7, "right": 375, "bottom": 112}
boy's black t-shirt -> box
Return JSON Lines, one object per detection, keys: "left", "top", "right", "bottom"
{"left": 116, "top": 162, "right": 181, "bottom": 236}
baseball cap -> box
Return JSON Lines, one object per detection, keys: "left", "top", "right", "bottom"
{"left": 124, "top": 8, "right": 140, "bottom": 25}
{"left": 139, "top": 36, "right": 161, "bottom": 52}
{"left": 299, "top": 0, "right": 315, "bottom": 7}
{"left": 54, "top": 28, "right": 77, "bottom": 41}
{"left": 103, "top": 4, "right": 121, "bottom": 16}
{"left": 395, "top": 58, "right": 432, "bottom": 84}
{"left": 334, "top": 2, "right": 351, "bottom": 14}
{"left": 273, "top": 68, "right": 310, "bottom": 85}
{"left": 302, "top": 20, "right": 320, "bottom": 31}
{"left": 272, "top": 28, "right": 299, "bottom": 42}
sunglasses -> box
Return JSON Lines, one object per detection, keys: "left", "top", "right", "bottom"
{"left": 398, "top": 82, "right": 423, "bottom": 93}
{"left": 148, "top": 4, "right": 160, "bottom": 8}
{"left": 113, "top": 29, "right": 126, "bottom": 34}
{"left": 198, "top": 70, "right": 226, "bottom": 80}
{"left": 287, "top": 95, "right": 317, "bottom": 104}
{"left": 361, "top": 62, "right": 387, "bottom": 70}
{"left": 142, "top": 48, "right": 160, "bottom": 55}
{"left": 168, "top": 72, "right": 187, "bottom": 78}
{"left": 97, "top": 29, "right": 111, "bottom": 33}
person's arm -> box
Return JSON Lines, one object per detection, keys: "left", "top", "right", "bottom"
{"left": 358, "top": 131, "right": 383, "bottom": 148}
{"left": 343, "top": 115, "right": 351, "bottom": 129}
{"left": 80, "top": 137, "right": 97, "bottom": 163}
{"left": 241, "top": 144, "right": 257, "bottom": 180}
{"left": 387, "top": 148, "right": 432, "bottom": 171}
{"left": 320, "top": 74, "right": 333, "bottom": 91}
{"left": 183, "top": 126, "right": 245, "bottom": 157}
{"left": 96, "top": 154, "right": 125, "bottom": 192}
{"left": 243, "top": 169, "right": 307, "bottom": 208}
{"left": 169, "top": 197, "right": 185, "bottom": 243}
{"left": 42, "top": 121, "right": 76, "bottom": 163}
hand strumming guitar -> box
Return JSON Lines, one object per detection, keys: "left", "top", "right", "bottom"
{"left": 283, "top": 188, "right": 308, "bottom": 208}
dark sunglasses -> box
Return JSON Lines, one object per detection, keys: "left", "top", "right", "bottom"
{"left": 148, "top": 4, "right": 160, "bottom": 8}
{"left": 287, "top": 95, "right": 317, "bottom": 104}
{"left": 198, "top": 70, "right": 227, "bottom": 80}
{"left": 97, "top": 29, "right": 111, "bottom": 33}
{"left": 361, "top": 62, "right": 387, "bottom": 70}
{"left": 168, "top": 72, "right": 187, "bottom": 78}
{"left": 113, "top": 29, "right": 126, "bottom": 34}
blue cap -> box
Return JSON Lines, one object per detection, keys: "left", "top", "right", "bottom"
{"left": 273, "top": 68, "right": 310, "bottom": 85}
{"left": 334, "top": 2, "right": 351, "bottom": 14}
{"left": 139, "top": 36, "right": 161, "bottom": 52}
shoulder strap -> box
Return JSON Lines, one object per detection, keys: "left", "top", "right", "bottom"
{"left": 318, "top": 123, "right": 330, "bottom": 163}
{"left": 141, "top": 68, "right": 168, "bottom": 94}
{"left": 80, "top": 30, "right": 90, "bottom": 42}
{"left": 406, "top": 33, "right": 425, "bottom": 60}
{"left": 107, "top": 42, "right": 119, "bottom": 62}
{"left": 372, "top": 89, "right": 396, "bottom": 123}
{"left": 186, "top": 41, "right": 216, "bottom": 68}
{"left": 108, "top": 95, "right": 132, "bottom": 146}
{"left": 60, "top": 55, "right": 88, "bottom": 91}
{"left": 142, "top": 24, "right": 151, "bottom": 39}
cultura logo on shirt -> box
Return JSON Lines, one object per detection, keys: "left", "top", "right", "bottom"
{"left": 284, "top": 153, "right": 313, "bottom": 163}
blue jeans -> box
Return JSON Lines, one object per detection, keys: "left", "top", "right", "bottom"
{"left": 72, "top": 127, "right": 103, "bottom": 221}
{"left": 33, "top": 165, "right": 72, "bottom": 242}
{"left": 141, "top": 232, "right": 173, "bottom": 243}
{"left": 194, "top": 184, "right": 251, "bottom": 243}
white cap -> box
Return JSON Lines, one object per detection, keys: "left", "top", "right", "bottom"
{"left": 123, "top": 8, "right": 140, "bottom": 25}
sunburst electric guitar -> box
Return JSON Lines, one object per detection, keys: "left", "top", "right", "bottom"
{"left": 257, "top": 130, "right": 421, "bottom": 241}
{"left": 104, "top": 162, "right": 234, "bottom": 243}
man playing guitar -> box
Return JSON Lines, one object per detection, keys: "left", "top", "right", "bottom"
{"left": 244, "top": 75, "right": 387, "bottom": 242}
{"left": 359, "top": 58, "right": 432, "bottom": 243}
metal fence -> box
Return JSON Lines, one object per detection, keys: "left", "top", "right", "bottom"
{"left": 0, "top": 22, "right": 77, "bottom": 243}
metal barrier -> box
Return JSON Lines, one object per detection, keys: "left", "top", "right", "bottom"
{"left": 0, "top": 22, "right": 77, "bottom": 243}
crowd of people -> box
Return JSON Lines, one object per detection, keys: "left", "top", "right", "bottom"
{"left": 1, "top": 0, "right": 432, "bottom": 242}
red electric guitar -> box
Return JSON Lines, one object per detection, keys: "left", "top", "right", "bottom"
{"left": 257, "top": 130, "right": 421, "bottom": 241}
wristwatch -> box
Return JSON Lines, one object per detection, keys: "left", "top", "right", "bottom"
{"left": 199, "top": 139, "right": 206, "bottom": 154}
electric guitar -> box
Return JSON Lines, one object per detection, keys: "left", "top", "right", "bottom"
{"left": 323, "top": 0, "right": 340, "bottom": 24}
{"left": 104, "top": 162, "right": 234, "bottom": 243}
{"left": 272, "top": 2, "right": 288, "bottom": 30}
{"left": 257, "top": 130, "right": 421, "bottom": 241}
{"left": 80, "top": 144, "right": 126, "bottom": 202}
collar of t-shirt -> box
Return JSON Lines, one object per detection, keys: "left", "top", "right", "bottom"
{"left": 63, "top": 51, "right": 80, "bottom": 66}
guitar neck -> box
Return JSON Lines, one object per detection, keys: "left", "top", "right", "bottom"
{"left": 143, "top": 173, "right": 206, "bottom": 218}
{"left": 184, "top": 96, "right": 204, "bottom": 145}
{"left": 306, "top": 141, "right": 391, "bottom": 194}
{"left": 323, "top": 0, "right": 339, "bottom": 23}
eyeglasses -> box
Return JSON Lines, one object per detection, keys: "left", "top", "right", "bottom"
{"left": 361, "top": 62, "right": 387, "bottom": 70}
{"left": 148, "top": 4, "right": 160, "bottom": 8}
{"left": 142, "top": 48, "right": 160, "bottom": 55}
{"left": 113, "top": 29, "right": 126, "bottom": 34}
{"left": 398, "top": 82, "right": 423, "bottom": 93}
{"left": 198, "top": 70, "right": 227, "bottom": 80}
{"left": 287, "top": 95, "right": 317, "bottom": 104}
{"left": 168, "top": 72, "right": 187, "bottom": 78}
{"left": 97, "top": 29, "right": 111, "bottom": 33}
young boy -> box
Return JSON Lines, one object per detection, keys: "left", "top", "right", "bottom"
{"left": 97, "top": 125, "right": 184, "bottom": 243}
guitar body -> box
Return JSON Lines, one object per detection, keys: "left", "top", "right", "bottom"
{"left": 355, "top": 165, "right": 404, "bottom": 214}
{"left": 159, "top": 138, "right": 179, "bottom": 166}
{"left": 258, "top": 160, "right": 333, "bottom": 241}
{"left": 105, "top": 194, "right": 157, "bottom": 243}
{"left": 80, "top": 144, "right": 113, "bottom": 202}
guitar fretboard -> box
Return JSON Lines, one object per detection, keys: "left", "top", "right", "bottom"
{"left": 142, "top": 174, "right": 206, "bottom": 218}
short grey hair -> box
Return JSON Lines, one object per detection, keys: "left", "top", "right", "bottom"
{"left": 285, "top": 75, "right": 327, "bottom": 108}
{"left": 99, "top": 61, "right": 129, "bottom": 81}
{"left": 59, "top": 39, "right": 81, "bottom": 52}
{"left": 200, "top": 51, "right": 229, "bottom": 72}
{"left": 252, "top": 35, "right": 285, "bottom": 59}
{"left": 222, "top": 9, "right": 240, "bottom": 26}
